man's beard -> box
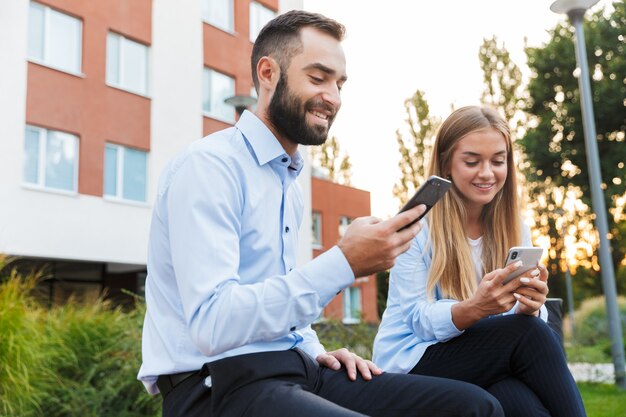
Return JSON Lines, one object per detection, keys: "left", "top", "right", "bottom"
{"left": 268, "top": 73, "right": 336, "bottom": 146}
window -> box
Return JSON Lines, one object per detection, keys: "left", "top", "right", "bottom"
{"left": 106, "top": 32, "right": 150, "bottom": 96}
{"left": 202, "top": 0, "right": 234, "bottom": 32}
{"left": 338, "top": 216, "right": 353, "bottom": 237}
{"left": 23, "top": 125, "right": 78, "bottom": 193}
{"left": 203, "top": 68, "right": 235, "bottom": 123}
{"left": 312, "top": 211, "right": 323, "bottom": 248}
{"left": 104, "top": 144, "right": 147, "bottom": 202}
{"left": 343, "top": 286, "right": 361, "bottom": 324}
{"left": 249, "top": 2, "right": 276, "bottom": 41}
{"left": 27, "top": 2, "right": 82, "bottom": 74}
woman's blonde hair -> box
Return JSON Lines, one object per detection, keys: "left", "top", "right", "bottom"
{"left": 426, "top": 106, "right": 521, "bottom": 300}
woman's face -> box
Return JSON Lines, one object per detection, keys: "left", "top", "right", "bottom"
{"left": 449, "top": 128, "right": 508, "bottom": 214}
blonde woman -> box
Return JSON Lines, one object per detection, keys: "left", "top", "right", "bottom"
{"left": 373, "top": 106, "right": 586, "bottom": 417}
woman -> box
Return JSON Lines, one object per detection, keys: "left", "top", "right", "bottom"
{"left": 373, "top": 106, "right": 586, "bottom": 417}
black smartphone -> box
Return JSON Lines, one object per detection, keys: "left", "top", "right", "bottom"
{"left": 397, "top": 175, "right": 452, "bottom": 231}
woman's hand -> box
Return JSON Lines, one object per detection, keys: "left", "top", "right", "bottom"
{"left": 451, "top": 260, "right": 525, "bottom": 329}
{"left": 514, "top": 263, "right": 549, "bottom": 316}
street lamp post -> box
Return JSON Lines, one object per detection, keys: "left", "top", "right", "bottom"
{"left": 551, "top": 0, "right": 626, "bottom": 388}
{"left": 224, "top": 94, "right": 258, "bottom": 118}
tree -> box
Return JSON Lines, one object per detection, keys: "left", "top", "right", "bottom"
{"left": 479, "top": 35, "right": 526, "bottom": 137}
{"left": 521, "top": 0, "right": 626, "bottom": 265}
{"left": 520, "top": 0, "right": 626, "bottom": 282}
{"left": 393, "top": 90, "right": 440, "bottom": 208}
{"left": 309, "top": 135, "right": 353, "bottom": 185}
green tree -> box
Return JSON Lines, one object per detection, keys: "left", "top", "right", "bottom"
{"left": 520, "top": 0, "right": 626, "bottom": 290}
{"left": 309, "top": 135, "right": 353, "bottom": 185}
{"left": 393, "top": 90, "right": 440, "bottom": 207}
{"left": 479, "top": 35, "right": 526, "bottom": 136}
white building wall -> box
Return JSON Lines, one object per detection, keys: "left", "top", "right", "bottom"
{"left": 150, "top": 0, "right": 203, "bottom": 199}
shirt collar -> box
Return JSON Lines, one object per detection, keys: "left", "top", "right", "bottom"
{"left": 236, "top": 110, "right": 304, "bottom": 174}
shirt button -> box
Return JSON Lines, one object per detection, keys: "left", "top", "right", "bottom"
{"left": 290, "top": 326, "right": 296, "bottom": 331}
{"left": 285, "top": 226, "right": 290, "bottom": 233}
{"left": 281, "top": 157, "right": 288, "bottom": 163}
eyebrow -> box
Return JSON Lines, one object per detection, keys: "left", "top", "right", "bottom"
{"left": 461, "top": 150, "right": 507, "bottom": 157}
{"left": 303, "top": 62, "right": 348, "bottom": 83}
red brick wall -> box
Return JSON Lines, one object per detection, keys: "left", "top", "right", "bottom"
{"left": 311, "top": 177, "right": 379, "bottom": 323}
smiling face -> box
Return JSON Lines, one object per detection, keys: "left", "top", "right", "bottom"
{"left": 267, "top": 26, "right": 347, "bottom": 148}
{"left": 449, "top": 128, "right": 509, "bottom": 215}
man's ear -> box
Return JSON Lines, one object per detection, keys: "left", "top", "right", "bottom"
{"left": 256, "top": 56, "right": 280, "bottom": 90}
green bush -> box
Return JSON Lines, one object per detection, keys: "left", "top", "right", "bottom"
{"left": 0, "top": 259, "right": 161, "bottom": 417}
{"left": 0, "top": 259, "right": 44, "bottom": 417}
{"left": 314, "top": 320, "right": 378, "bottom": 359}
{"left": 566, "top": 295, "right": 626, "bottom": 363}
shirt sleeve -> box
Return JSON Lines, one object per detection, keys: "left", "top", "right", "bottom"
{"left": 166, "top": 150, "right": 354, "bottom": 357}
{"left": 392, "top": 229, "right": 464, "bottom": 343}
{"left": 298, "top": 325, "right": 327, "bottom": 359}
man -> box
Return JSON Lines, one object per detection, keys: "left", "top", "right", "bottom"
{"left": 138, "top": 10, "right": 504, "bottom": 417}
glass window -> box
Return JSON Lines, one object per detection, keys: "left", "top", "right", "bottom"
{"left": 343, "top": 286, "right": 361, "bottom": 324}
{"left": 312, "top": 211, "right": 322, "bottom": 248}
{"left": 27, "top": 2, "right": 82, "bottom": 74}
{"left": 338, "top": 216, "right": 353, "bottom": 238}
{"left": 203, "top": 68, "right": 235, "bottom": 123}
{"left": 249, "top": 2, "right": 276, "bottom": 42}
{"left": 104, "top": 144, "right": 147, "bottom": 202}
{"left": 202, "top": 0, "right": 234, "bottom": 32}
{"left": 106, "top": 32, "right": 149, "bottom": 96}
{"left": 23, "top": 125, "right": 78, "bottom": 193}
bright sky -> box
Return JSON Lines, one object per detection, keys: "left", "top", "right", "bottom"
{"left": 301, "top": 0, "right": 604, "bottom": 218}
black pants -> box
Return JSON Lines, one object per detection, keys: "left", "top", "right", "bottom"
{"left": 410, "top": 315, "right": 586, "bottom": 417}
{"left": 163, "top": 348, "right": 503, "bottom": 417}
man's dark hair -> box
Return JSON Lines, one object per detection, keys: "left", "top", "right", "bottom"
{"left": 251, "top": 10, "right": 345, "bottom": 91}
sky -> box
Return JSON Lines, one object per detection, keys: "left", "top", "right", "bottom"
{"left": 301, "top": 0, "right": 606, "bottom": 218}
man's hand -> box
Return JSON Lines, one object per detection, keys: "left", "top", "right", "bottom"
{"left": 515, "top": 263, "right": 549, "bottom": 316}
{"left": 316, "top": 348, "right": 383, "bottom": 381}
{"left": 337, "top": 205, "right": 426, "bottom": 277}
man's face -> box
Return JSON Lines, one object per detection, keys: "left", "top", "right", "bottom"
{"left": 268, "top": 27, "right": 347, "bottom": 146}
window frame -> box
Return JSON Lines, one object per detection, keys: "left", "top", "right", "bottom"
{"left": 249, "top": 1, "right": 276, "bottom": 42}
{"left": 106, "top": 32, "right": 150, "bottom": 97}
{"left": 312, "top": 211, "right": 323, "bottom": 249}
{"left": 338, "top": 215, "right": 353, "bottom": 238}
{"left": 103, "top": 143, "right": 149, "bottom": 204}
{"left": 342, "top": 286, "right": 362, "bottom": 324}
{"left": 202, "top": 67, "right": 236, "bottom": 124}
{"left": 22, "top": 125, "right": 79, "bottom": 195}
{"left": 201, "top": 0, "right": 234, "bottom": 33}
{"left": 27, "top": 1, "right": 83, "bottom": 76}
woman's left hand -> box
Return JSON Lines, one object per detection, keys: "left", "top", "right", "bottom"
{"left": 515, "top": 263, "right": 549, "bottom": 316}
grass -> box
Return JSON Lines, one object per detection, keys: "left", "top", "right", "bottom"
{"left": 579, "top": 383, "right": 626, "bottom": 417}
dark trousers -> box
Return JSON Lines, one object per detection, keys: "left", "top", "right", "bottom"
{"left": 410, "top": 315, "right": 586, "bottom": 417}
{"left": 163, "top": 348, "right": 503, "bottom": 417}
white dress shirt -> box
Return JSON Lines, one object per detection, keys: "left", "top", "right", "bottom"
{"left": 138, "top": 111, "right": 354, "bottom": 394}
{"left": 372, "top": 222, "right": 547, "bottom": 374}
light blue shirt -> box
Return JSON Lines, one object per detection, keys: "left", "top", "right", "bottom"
{"left": 373, "top": 222, "right": 547, "bottom": 374}
{"left": 138, "top": 111, "right": 354, "bottom": 394}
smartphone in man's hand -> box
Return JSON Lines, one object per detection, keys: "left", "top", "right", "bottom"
{"left": 397, "top": 175, "right": 452, "bottom": 231}
{"left": 502, "top": 246, "right": 544, "bottom": 284}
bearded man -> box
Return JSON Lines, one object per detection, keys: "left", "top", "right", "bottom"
{"left": 138, "top": 10, "right": 504, "bottom": 417}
